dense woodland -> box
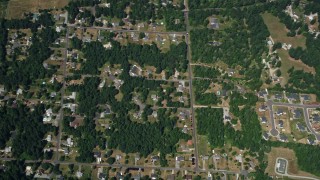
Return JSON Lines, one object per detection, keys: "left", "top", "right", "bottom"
{"left": 0, "top": 0, "right": 320, "bottom": 178}
{"left": 193, "top": 79, "right": 220, "bottom": 105}
{"left": 196, "top": 108, "right": 224, "bottom": 147}
{"left": 0, "top": 103, "right": 53, "bottom": 160}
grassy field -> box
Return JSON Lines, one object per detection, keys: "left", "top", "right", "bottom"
{"left": 277, "top": 49, "right": 315, "bottom": 85}
{"left": 197, "top": 135, "right": 209, "bottom": 156}
{"left": 6, "top": 0, "right": 68, "bottom": 19}
{"left": 262, "top": 13, "right": 306, "bottom": 48}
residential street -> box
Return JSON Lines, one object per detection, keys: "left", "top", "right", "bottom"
{"left": 184, "top": 0, "right": 199, "bottom": 171}
{"left": 267, "top": 100, "right": 320, "bottom": 140}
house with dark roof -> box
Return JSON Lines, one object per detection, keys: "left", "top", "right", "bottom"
{"left": 296, "top": 123, "right": 306, "bottom": 132}
{"left": 151, "top": 156, "right": 159, "bottom": 162}
{"left": 279, "top": 134, "right": 288, "bottom": 142}
{"left": 258, "top": 89, "right": 268, "bottom": 98}
{"left": 301, "top": 94, "right": 310, "bottom": 101}
{"left": 276, "top": 108, "right": 285, "bottom": 116}
{"left": 259, "top": 105, "right": 268, "bottom": 112}
{"left": 99, "top": 173, "right": 107, "bottom": 180}
{"left": 263, "top": 132, "right": 269, "bottom": 140}
{"left": 287, "top": 93, "right": 299, "bottom": 101}
{"left": 129, "top": 65, "right": 142, "bottom": 77}
{"left": 312, "top": 114, "right": 320, "bottom": 123}
{"left": 260, "top": 116, "right": 267, "bottom": 124}
{"left": 274, "top": 93, "right": 283, "bottom": 100}
{"left": 307, "top": 137, "right": 315, "bottom": 145}
{"left": 227, "top": 68, "right": 235, "bottom": 77}
{"left": 278, "top": 120, "right": 284, "bottom": 128}
{"left": 293, "top": 109, "right": 302, "bottom": 119}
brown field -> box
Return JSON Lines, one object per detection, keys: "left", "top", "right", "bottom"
{"left": 6, "top": 0, "right": 69, "bottom": 19}
{"left": 278, "top": 49, "right": 315, "bottom": 85}
{"left": 262, "top": 13, "right": 306, "bottom": 48}
{"left": 265, "top": 147, "right": 318, "bottom": 178}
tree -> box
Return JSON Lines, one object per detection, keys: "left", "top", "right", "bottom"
{"left": 107, "top": 157, "right": 116, "bottom": 164}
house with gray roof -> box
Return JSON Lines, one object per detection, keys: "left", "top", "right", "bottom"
{"left": 296, "top": 123, "right": 306, "bottom": 132}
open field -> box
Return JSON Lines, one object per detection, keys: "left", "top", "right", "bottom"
{"left": 265, "top": 147, "right": 318, "bottom": 178}
{"left": 277, "top": 49, "right": 315, "bottom": 85}
{"left": 6, "top": 0, "right": 68, "bottom": 19}
{"left": 197, "top": 135, "right": 209, "bottom": 156}
{"left": 262, "top": 13, "right": 306, "bottom": 48}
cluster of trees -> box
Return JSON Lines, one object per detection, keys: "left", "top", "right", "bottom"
{"left": 0, "top": 161, "right": 28, "bottom": 179}
{"left": 0, "top": 14, "right": 59, "bottom": 91}
{"left": 0, "top": 103, "right": 53, "bottom": 160}
{"left": 193, "top": 66, "right": 220, "bottom": 79}
{"left": 193, "top": 79, "right": 220, "bottom": 105}
{"left": 107, "top": 108, "right": 190, "bottom": 162}
{"left": 189, "top": 9, "right": 219, "bottom": 26}
{"left": 196, "top": 108, "right": 224, "bottom": 147}
{"left": 80, "top": 40, "right": 187, "bottom": 75}
{"left": 161, "top": 5, "right": 185, "bottom": 31}
{"left": 0, "top": 19, "right": 7, "bottom": 61}
{"left": 66, "top": 0, "right": 100, "bottom": 23}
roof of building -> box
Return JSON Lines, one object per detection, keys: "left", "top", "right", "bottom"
{"left": 261, "top": 116, "right": 267, "bottom": 123}
{"left": 296, "top": 123, "right": 306, "bottom": 131}
{"left": 279, "top": 134, "right": 288, "bottom": 141}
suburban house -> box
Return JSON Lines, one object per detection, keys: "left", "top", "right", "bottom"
{"left": 307, "top": 137, "right": 315, "bottom": 145}
{"left": 274, "top": 93, "right": 283, "bottom": 100}
{"left": 151, "top": 155, "right": 159, "bottom": 162}
{"left": 276, "top": 108, "right": 286, "bottom": 116}
{"left": 258, "top": 89, "right": 268, "bottom": 98}
{"left": 260, "top": 116, "right": 267, "bottom": 124}
{"left": 259, "top": 104, "right": 268, "bottom": 112}
{"left": 301, "top": 94, "right": 310, "bottom": 101}
{"left": 312, "top": 114, "right": 320, "bottom": 123}
{"left": 293, "top": 109, "right": 302, "bottom": 119}
{"left": 279, "top": 134, "right": 288, "bottom": 142}
{"left": 287, "top": 93, "right": 299, "bottom": 101}
{"left": 278, "top": 120, "right": 284, "bottom": 128}
{"left": 296, "top": 123, "right": 306, "bottom": 132}
{"left": 129, "top": 65, "right": 142, "bottom": 77}
{"left": 176, "top": 156, "right": 185, "bottom": 161}
{"left": 208, "top": 17, "right": 219, "bottom": 29}
{"left": 263, "top": 132, "right": 269, "bottom": 140}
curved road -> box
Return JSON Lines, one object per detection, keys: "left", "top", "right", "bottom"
{"left": 268, "top": 100, "right": 320, "bottom": 140}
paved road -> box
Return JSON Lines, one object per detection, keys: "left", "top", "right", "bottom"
{"left": 183, "top": 0, "right": 199, "bottom": 171}
{"left": 0, "top": 158, "right": 239, "bottom": 175}
{"left": 268, "top": 100, "right": 320, "bottom": 140}
{"left": 303, "top": 107, "right": 320, "bottom": 141}
{"left": 275, "top": 158, "right": 320, "bottom": 180}
{"left": 55, "top": 26, "right": 70, "bottom": 163}
{"left": 267, "top": 100, "right": 280, "bottom": 137}
{"left": 67, "top": 24, "right": 187, "bottom": 35}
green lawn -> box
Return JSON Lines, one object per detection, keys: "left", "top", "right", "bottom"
{"left": 197, "top": 135, "right": 209, "bottom": 156}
